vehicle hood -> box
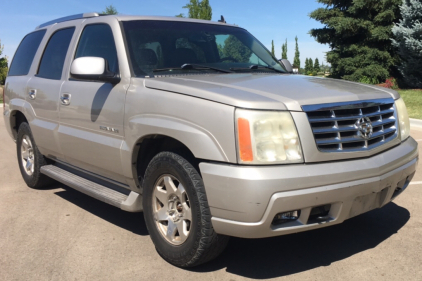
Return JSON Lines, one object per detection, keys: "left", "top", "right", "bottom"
{"left": 144, "top": 74, "right": 399, "bottom": 111}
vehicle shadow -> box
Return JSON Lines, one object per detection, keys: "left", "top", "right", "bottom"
{"left": 191, "top": 202, "right": 410, "bottom": 279}
{"left": 52, "top": 184, "right": 409, "bottom": 279}
{"left": 53, "top": 184, "right": 149, "bottom": 236}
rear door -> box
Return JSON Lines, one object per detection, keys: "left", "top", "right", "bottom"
{"left": 5, "top": 29, "right": 46, "bottom": 138}
{"left": 58, "top": 22, "right": 128, "bottom": 183}
{"left": 25, "top": 26, "right": 76, "bottom": 160}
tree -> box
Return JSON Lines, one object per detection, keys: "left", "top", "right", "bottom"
{"left": 102, "top": 5, "right": 118, "bottom": 15}
{"left": 308, "top": 58, "right": 314, "bottom": 73}
{"left": 293, "top": 36, "right": 300, "bottom": 68}
{"left": 305, "top": 58, "right": 309, "bottom": 73}
{"left": 0, "top": 40, "right": 8, "bottom": 85}
{"left": 314, "top": 58, "right": 320, "bottom": 73}
{"left": 392, "top": 0, "right": 422, "bottom": 88}
{"left": 180, "top": 0, "right": 212, "bottom": 20}
{"left": 223, "top": 36, "right": 252, "bottom": 62}
{"left": 271, "top": 40, "right": 275, "bottom": 57}
{"left": 281, "top": 39, "right": 288, "bottom": 60}
{"left": 309, "top": 0, "right": 402, "bottom": 83}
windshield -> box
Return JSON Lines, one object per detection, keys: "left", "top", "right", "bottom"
{"left": 122, "top": 20, "right": 287, "bottom": 77}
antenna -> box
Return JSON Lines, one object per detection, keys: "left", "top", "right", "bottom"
{"left": 218, "top": 15, "right": 226, "bottom": 24}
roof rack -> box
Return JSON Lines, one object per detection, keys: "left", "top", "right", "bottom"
{"left": 36, "top": 13, "right": 100, "bottom": 29}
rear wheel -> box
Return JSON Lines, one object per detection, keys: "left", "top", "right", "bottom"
{"left": 16, "top": 122, "right": 52, "bottom": 189}
{"left": 143, "top": 151, "right": 229, "bottom": 267}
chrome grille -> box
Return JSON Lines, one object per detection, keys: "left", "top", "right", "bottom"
{"left": 302, "top": 99, "right": 398, "bottom": 152}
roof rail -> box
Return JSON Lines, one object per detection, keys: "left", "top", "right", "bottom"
{"left": 36, "top": 13, "right": 99, "bottom": 29}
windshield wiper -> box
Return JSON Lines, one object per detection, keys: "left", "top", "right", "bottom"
{"left": 230, "top": 64, "right": 284, "bottom": 73}
{"left": 153, "top": 63, "right": 232, "bottom": 73}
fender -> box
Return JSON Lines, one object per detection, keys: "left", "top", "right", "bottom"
{"left": 7, "top": 98, "right": 32, "bottom": 140}
{"left": 131, "top": 114, "right": 229, "bottom": 161}
{"left": 120, "top": 114, "right": 234, "bottom": 182}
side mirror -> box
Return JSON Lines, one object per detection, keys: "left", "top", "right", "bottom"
{"left": 279, "top": 59, "right": 293, "bottom": 73}
{"left": 70, "top": 57, "right": 120, "bottom": 84}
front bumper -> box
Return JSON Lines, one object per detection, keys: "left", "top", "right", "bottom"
{"left": 199, "top": 137, "right": 418, "bottom": 238}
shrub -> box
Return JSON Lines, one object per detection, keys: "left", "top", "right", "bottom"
{"left": 359, "top": 76, "right": 380, "bottom": 85}
{"left": 384, "top": 77, "right": 399, "bottom": 90}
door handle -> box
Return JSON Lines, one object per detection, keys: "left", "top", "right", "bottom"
{"left": 28, "top": 89, "right": 37, "bottom": 100}
{"left": 60, "top": 93, "right": 71, "bottom": 105}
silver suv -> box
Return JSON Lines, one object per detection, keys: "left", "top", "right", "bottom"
{"left": 3, "top": 13, "right": 418, "bottom": 267}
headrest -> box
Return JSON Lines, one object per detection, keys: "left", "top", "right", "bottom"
{"left": 137, "top": 48, "right": 158, "bottom": 65}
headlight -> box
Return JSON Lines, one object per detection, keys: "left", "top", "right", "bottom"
{"left": 395, "top": 98, "right": 410, "bottom": 141}
{"left": 235, "top": 109, "right": 303, "bottom": 164}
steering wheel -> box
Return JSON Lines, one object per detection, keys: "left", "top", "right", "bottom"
{"left": 219, "top": 56, "right": 239, "bottom": 62}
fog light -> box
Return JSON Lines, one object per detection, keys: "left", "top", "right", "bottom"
{"left": 272, "top": 210, "right": 301, "bottom": 225}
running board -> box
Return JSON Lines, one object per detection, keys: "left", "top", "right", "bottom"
{"left": 40, "top": 165, "right": 142, "bottom": 212}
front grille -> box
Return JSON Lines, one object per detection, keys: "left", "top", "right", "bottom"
{"left": 303, "top": 99, "right": 398, "bottom": 152}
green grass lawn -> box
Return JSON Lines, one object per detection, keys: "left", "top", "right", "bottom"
{"left": 399, "top": 89, "right": 422, "bottom": 119}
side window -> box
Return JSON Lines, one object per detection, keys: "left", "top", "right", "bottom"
{"left": 75, "top": 24, "right": 118, "bottom": 73}
{"left": 37, "top": 27, "right": 75, "bottom": 80}
{"left": 8, "top": 30, "right": 46, "bottom": 76}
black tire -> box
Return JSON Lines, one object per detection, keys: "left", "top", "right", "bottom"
{"left": 16, "top": 122, "right": 53, "bottom": 189}
{"left": 143, "top": 151, "right": 229, "bottom": 267}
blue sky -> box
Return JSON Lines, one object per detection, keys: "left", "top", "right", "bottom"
{"left": 0, "top": 0, "right": 330, "bottom": 68}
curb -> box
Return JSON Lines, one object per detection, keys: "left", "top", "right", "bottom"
{"left": 410, "top": 118, "right": 422, "bottom": 130}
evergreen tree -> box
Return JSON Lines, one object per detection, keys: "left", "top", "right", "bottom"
{"left": 309, "top": 0, "right": 402, "bottom": 83}
{"left": 271, "top": 40, "right": 275, "bottom": 57}
{"left": 314, "top": 58, "right": 320, "bottom": 73}
{"left": 305, "top": 58, "right": 309, "bottom": 73}
{"left": 308, "top": 58, "right": 314, "bottom": 73}
{"left": 293, "top": 36, "right": 300, "bottom": 68}
{"left": 392, "top": 0, "right": 422, "bottom": 88}
{"left": 281, "top": 39, "right": 288, "bottom": 60}
{"left": 223, "top": 36, "right": 252, "bottom": 62}
{"left": 102, "top": 5, "right": 118, "bottom": 15}
{"left": 180, "top": 0, "right": 212, "bottom": 20}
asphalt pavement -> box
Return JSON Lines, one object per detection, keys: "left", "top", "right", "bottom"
{"left": 1, "top": 117, "right": 421, "bottom": 281}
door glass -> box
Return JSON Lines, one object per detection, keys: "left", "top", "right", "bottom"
{"left": 37, "top": 27, "right": 75, "bottom": 80}
{"left": 8, "top": 30, "right": 46, "bottom": 76}
{"left": 74, "top": 24, "right": 118, "bottom": 73}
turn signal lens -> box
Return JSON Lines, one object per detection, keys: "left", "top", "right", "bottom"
{"left": 237, "top": 118, "right": 253, "bottom": 162}
{"left": 395, "top": 98, "right": 410, "bottom": 141}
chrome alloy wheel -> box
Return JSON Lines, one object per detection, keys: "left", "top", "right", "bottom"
{"left": 152, "top": 175, "right": 192, "bottom": 245}
{"left": 20, "top": 135, "right": 35, "bottom": 176}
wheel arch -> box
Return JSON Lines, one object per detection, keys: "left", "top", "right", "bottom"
{"left": 132, "top": 134, "right": 199, "bottom": 189}
{"left": 9, "top": 110, "right": 28, "bottom": 140}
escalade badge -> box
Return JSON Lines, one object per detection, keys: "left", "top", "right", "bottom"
{"left": 355, "top": 117, "right": 373, "bottom": 140}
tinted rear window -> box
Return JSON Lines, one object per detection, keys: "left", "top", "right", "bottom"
{"left": 8, "top": 30, "right": 46, "bottom": 76}
{"left": 37, "top": 27, "right": 75, "bottom": 80}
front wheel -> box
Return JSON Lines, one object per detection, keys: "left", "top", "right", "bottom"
{"left": 143, "top": 152, "right": 229, "bottom": 267}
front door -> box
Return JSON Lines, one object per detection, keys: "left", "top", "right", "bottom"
{"left": 59, "top": 23, "right": 128, "bottom": 183}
